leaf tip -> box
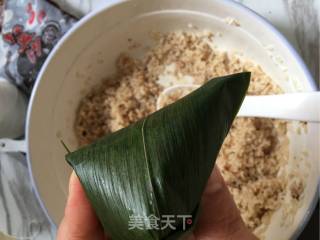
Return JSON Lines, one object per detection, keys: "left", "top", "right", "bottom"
{"left": 60, "top": 139, "right": 71, "bottom": 154}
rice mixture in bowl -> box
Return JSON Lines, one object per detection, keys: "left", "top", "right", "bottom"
{"left": 74, "top": 31, "right": 305, "bottom": 238}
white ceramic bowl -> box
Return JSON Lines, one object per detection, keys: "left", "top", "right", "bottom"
{"left": 27, "top": 0, "right": 319, "bottom": 239}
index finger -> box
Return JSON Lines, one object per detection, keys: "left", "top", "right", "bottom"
{"left": 57, "top": 172, "right": 108, "bottom": 240}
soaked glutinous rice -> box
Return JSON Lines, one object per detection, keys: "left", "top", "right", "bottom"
{"left": 75, "top": 31, "right": 305, "bottom": 238}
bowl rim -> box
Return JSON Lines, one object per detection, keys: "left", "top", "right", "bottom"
{"left": 25, "top": 0, "right": 319, "bottom": 237}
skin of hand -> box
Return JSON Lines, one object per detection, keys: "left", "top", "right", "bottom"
{"left": 57, "top": 167, "right": 257, "bottom": 240}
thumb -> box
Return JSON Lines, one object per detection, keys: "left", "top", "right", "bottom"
{"left": 57, "top": 171, "right": 106, "bottom": 240}
{"left": 194, "top": 167, "right": 256, "bottom": 239}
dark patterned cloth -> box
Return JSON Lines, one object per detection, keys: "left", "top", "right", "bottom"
{"left": 0, "top": 0, "right": 76, "bottom": 95}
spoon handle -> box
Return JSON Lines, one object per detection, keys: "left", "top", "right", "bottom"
{"left": 238, "top": 92, "right": 320, "bottom": 122}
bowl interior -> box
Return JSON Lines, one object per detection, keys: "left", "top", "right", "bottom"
{"left": 28, "top": 0, "right": 319, "bottom": 238}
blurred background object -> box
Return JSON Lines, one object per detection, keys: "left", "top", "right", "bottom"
{"left": 0, "top": 78, "right": 27, "bottom": 138}
{"left": 49, "top": 0, "right": 103, "bottom": 17}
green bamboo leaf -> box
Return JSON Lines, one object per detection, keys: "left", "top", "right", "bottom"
{"left": 66, "top": 72, "right": 251, "bottom": 240}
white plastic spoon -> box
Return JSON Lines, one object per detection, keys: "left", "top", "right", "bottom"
{"left": 157, "top": 84, "right": 320, "bottom": 122}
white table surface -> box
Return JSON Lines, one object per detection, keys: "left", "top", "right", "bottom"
{"left": 0, "top": 0, "right": 318, "bottom": 239}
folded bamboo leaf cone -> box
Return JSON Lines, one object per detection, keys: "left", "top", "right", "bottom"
{"left": 66, "top": 72, "right": 251, "bottom": 240}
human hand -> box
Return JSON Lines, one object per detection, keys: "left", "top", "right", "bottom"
{"left": 186, "top": 167, "right": 257, "bottom": 240}
{"left": 57, "top": 172, "right": 108, "bottom": 240}
{"left": 57, "top": 168, "right": 257, "bottom": 240}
